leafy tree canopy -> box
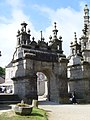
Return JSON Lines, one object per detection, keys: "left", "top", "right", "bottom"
{"left": 0, "top": 67, "right": 5, "bottom": 76}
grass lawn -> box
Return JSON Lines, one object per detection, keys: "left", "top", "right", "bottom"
{"left": 0, "top": 108, "right": 48, "bottom": 120}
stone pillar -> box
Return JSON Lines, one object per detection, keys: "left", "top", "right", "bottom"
{"left": 58, "top": 58, "right": 69, "bottom": 103}
{"left": 12, "top": 73, "right": 38, "bottom": 104}
{"left": 43, "top": 80, "right": 48, "bottom": 97}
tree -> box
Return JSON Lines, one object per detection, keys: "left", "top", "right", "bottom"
{"left": 0, "top": 67, "right": 5, "bottom": 76}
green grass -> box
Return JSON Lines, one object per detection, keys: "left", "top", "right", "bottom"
{"left": 0, "top": 108, "right": 48, "bottom": 120}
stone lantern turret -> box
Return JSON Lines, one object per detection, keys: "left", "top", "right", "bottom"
{"left": 49, "top": 22, "right": 63, "bottom": 54}
{"left": 16, "top": 21, "right": 31, "bottom": 46}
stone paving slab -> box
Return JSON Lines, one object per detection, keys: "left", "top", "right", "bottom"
{"left": 39, "top": 101, "right": 90, "bottom": 120}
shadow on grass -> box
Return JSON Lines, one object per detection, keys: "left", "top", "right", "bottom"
{"left": 31, "top": 113, "right": 43, "bottom": 117}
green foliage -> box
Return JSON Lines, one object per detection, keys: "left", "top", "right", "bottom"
{"left": 0, "top": 108, "right": 48, "bottom": 120}
{"left": 0, "top": 67, "right": 5, "bottom": 76}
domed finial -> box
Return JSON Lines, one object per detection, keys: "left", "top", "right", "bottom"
{"left": 82, "top": 24, "right": 88, "bottom": 35}
{"left": 21, "top": 27, "right": 24, "bottom": 32}
{"left": 21, "top": 21, "right": 28, "bottom": 32}
{"left": 74, "top": 32, "right": 76, "bottom": 37}
{"left": 28, "top": 29, "right": 30, "bottom": 34}
{"left": 84, "top": 4, "right": 89, "bottom": 10}
{"left": 21, "top": 21, "right": 28, "bottom": 27}
{"left": 70, "top": 41, "right": 73, "bottom": 45}
{"left": 74, "top": 32, "right": 77, "bottom": 43}
{"left": 17, "top": 30, "right": 20, "bottom": 35}
{"left": 59, "top": 36, "right": 62, "bottom": 40}
{"left": 53, "top": 22, "right": 58, "bottom": 37}
{"left": 54, "top": 22, "right": 57, "bottom": 29}
{"left": 32, "top": 37, "right": 35, "bottom": 41}
{"left": 84, "top": 4, "right": 89, "bottom": 15}
{"left": 49, "top": 35, "right": 52, "bottom": 40}
{"left": 40, "top": 31, "right": 43, "bottom": 41}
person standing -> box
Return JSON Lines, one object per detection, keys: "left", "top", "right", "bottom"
{"left": 71, "top": 91, "right": 77, "bottom": 104}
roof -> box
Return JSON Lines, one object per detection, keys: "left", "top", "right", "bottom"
{"left": 6, "top": 62, "right": 13, "bottom": 68}
{"left": 0, "top": 76, "right": 5, "bottom": 84}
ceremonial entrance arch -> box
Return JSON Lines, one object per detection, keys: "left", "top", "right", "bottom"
{"left": 12, "top": 22, "right": 69, "bottom": 103}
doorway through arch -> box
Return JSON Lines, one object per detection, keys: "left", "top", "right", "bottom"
{"left": 37, "top": 72, "right": 48, "bottom": 99}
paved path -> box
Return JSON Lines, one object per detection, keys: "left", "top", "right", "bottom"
{"left": 39, "top": 100, "right": 90, "bottom": 120}
{"left": 0, "top": 100, "right": 90, "bottom": 120}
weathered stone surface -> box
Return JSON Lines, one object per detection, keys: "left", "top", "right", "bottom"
{"left": 14, "top": 105, "right": 33, "bottom": 115}
{"left": 68, "top": 5, "right": 90, "bottom": 103}
{"left": 11, "top": 22, "right": 69, "bottom": 104}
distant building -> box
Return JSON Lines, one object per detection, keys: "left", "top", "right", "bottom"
{"left": 5, "top": 62, "right": 13, "bottom": 85}
{"left": 0, "top": 76, "right": 5, "bottom": 84}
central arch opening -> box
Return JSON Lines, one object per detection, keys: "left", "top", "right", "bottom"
{"left": 35, "top": 67, "right": 58, "bottom": 103}
{"left": 37, "top": 72, "right": 48, "bottom": 100}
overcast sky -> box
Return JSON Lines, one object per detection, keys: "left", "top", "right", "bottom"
{"left": 0, "top": 0, "right": 89, "bottom": 67}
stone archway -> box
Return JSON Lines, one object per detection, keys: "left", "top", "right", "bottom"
{"left": 11, "top": 22, "right": 69, "bottom": 104}
{"left": 12, "top": 56, "right": 69, "bottom": 104}
{"left": 36, "top": 68, "right": 55, "bottom": 102}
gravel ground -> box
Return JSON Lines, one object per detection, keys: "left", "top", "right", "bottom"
{"left": 39, "top": 100, "right": 90, "bottom": 120}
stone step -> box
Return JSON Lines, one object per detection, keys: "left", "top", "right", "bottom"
{"left": 77, "top": 99, "right": 90, "bottom": 104}
{"left": 0, "top": 94, "right": 21, "bottom": 103}
{"left": 0, "top": 100, "right": 20, "bottom": 104}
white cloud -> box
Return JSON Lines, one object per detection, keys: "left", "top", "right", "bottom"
{"left": 0, "top": 0, "right": 31, "bottom": 67}
{"left": 6, "top": 0, "right": 24, "bottom": 9}
{"left": 0, "top": 1, "right": 86, "bottom": 67}
{"left": 0, "top": 1, "right": 41, "bottom": 67}
{"left": 34, "top": 4, "right": 84, "bottom": 55}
